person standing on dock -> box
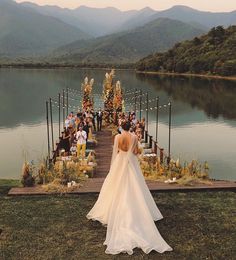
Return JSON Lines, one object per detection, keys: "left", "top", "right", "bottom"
{"left": 96, "top": 108, "right": 103, "bottom": 131}
{"left": 91, "top": 109, "right": 96, "bottom": 131}
{"left": 76, "top": 125, "right": 87, "bottom": 158}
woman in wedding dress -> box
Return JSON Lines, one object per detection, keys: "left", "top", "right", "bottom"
{"left": 87, "top": 121, "right": 172, "bottom": 255}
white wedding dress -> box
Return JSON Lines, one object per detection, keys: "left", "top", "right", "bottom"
{"left": 86, "top": 132, "right": 172, "bottom": 255}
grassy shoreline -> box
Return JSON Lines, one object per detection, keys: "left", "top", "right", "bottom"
{"left": 0, "top": 179, "right": 236, "bottom": 259}
{"left": 0, "top": 63, "right": 135, "bottom": 70}
{"left": 1, "top": 64, "right": 236, "bottom": 81}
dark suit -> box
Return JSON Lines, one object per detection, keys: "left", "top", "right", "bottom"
{"left": 96, "top": 111, "right": 103, "bottom": 131}
{"left": 83, "top": 124, "right": 89, "bottom": 141}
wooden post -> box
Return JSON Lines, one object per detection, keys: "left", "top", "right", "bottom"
{"left": 160, "top": 148, "right": 164, "bottom": 164}
{"left": 154, "top": 142, "right": 157, "bottom": 154}
{"left": 63, "top": 89, "right": 65, "bottom": 127}
{"left": 145, "top": 130, "right": 148, "bottom": 143}
{"left": 66, "top": 87, "right": 69, "bottom": 115}
{"left": 149, "top": 135, "right": 153, "bottom": 149}
{"left": 168, "top": 102, "right": 172, "bottom": 162}
{"left": 146, "top": 92, "right": 149, "bottom": 132}
{"left": 139, "top": 89, "right": 142, "bottom": 121}
{"left": 49, "top": 98, "right": 54, "bottom": 152}
{"left": 156, "top": 97, "right": 159, "bottom": 143}
{"left": 46, "top": 101, "right": 50, "bottom": 160}
{"left": 134, "top": 88, "right": 137, "bottom": 114}
{"left": 58, "top": 93, "right": 61, "bottom": 138}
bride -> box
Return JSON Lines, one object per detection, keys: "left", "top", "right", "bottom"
{"left": 87, "top": 121, "right": 172, "bottom": 255}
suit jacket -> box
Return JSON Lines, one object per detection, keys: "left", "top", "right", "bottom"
{"left": 96, "top": 111, "right": 103, "bottom": 121}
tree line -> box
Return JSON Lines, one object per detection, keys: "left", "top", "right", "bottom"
{"left": 136, "top": 26, "right": 236, "bottom": 76}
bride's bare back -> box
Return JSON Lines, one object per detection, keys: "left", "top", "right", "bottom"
{"left": 118, "top": 132, "right": 139, "bottom": 154}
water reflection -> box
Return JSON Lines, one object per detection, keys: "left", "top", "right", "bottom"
{"left": 0, "top": 68, "right": 236, "bottom": 180}
{"left": 136, "top": 73, "right": 236, "bottom": 120}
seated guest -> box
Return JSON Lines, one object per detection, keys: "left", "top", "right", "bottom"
{"left": 70, "top": 142, "right": 77, "bottom": 156}
{"left": 75, "top": 125, "right": 87, "bottom": 158}
{"left": 77, "top": 108, "right": 82, "bottom": 118}
{"left": 135, "top": 127, "right": 143, "bottom": 141}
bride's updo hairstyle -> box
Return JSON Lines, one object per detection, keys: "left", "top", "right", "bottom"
{"left": 121, "top": 121, "right": 131, "bottom": 131}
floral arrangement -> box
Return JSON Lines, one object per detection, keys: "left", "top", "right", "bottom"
{"left": 113, "top": 81, "right": 123, "bottom": 112}
{"left": 103, "top": 70, "right": 115, "bottom": 122}
{"left": 139, "top": 155, "right": 211, "bottom": 186}
{"left": 21, "top": 161, "right": 36, "bottom": 187}
{"left": 81, "top": 77, "right": 94, "bottom": 110}
{"left": 21, "top": 151, "right": 97, "bottom": 192}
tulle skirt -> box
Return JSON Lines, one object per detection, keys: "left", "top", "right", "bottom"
{"left": 87, "top": 151, "right": 172, "bottom": 255}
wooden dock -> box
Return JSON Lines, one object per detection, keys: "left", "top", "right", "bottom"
{"left": 8, "top": 129, "right": 236, "bottom": 196}
{"left": 94, "top": 130, "right": 113, "bottom": 178}
{"left": 8, "top": 178, "right": 236, "bottom": 196}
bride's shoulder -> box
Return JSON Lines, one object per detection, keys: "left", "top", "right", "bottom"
{"left": 114, "top": 133, "right": 121, "bottom": 142}
{"left": 115, "top": 133, "right": 121, "bottom": 139}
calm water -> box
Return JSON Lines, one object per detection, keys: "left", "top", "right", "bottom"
{"left": 0, "top": 68, "right": 236, "bottom": 180}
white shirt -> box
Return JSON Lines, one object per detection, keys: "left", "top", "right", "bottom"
{"left": 70, "top": 146, "right": 77, "bottom": 154}
{"left": 65, "top": 119, "right": 70, "bottom": 128}
{"left": 132, "top": 118, "right": 137, "bottom": 125}
{"left": 76, "top": 130, "right": 87, "bottom": 145}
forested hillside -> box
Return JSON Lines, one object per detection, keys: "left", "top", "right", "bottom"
{"left": 137, "top": 26, "right": 236, "bottom": 76}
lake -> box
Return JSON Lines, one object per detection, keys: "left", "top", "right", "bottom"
{"left": 0, "top": 68, "right": 236, "bottom": 181}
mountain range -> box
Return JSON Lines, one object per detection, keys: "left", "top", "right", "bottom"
{"left": 52, "top": 18, "right": 205, "bottom": 64}
{"left": 20, "top": 2, "right": 236, "bottom": 36}
{"left": 0, "top": 0, "right": 235, "bottom": 63}
{"left": 0, "top": 0, "right": 89, "bottom": 57}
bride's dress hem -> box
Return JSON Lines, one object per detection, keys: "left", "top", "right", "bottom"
{"left": 104, "top": 244, "right": 172, "bottom": 255}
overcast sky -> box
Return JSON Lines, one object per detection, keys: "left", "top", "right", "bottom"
{"left": 15, "top": 0, "right": 236, "bottom": 12}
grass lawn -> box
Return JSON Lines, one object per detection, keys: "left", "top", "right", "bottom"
{"left": 0, "top": 180, "right": 235, "bottom": 260}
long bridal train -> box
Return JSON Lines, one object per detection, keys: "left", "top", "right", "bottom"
{"left": 87, "top": 133, "right": 172, "bottom": 255}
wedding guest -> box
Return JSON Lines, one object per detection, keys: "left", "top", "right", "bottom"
{"left": 61, "top": 127, "right": 70, "bottom": 154}
{"left": 87, "top": 118, "right": 93, "bottom": 140}
{"left": 77, "top": 108, "right": 82, "bottom": 118}
{"left": 96, "top": 108, "right": 103, "bottom": 131}
{"left": 140, "top": 118, "right": 145, "bottom": 136}
{"left": 68, "top": 126, "right": 76, "bottom": 147}
{"left": 131, "top": 114, "right": 137, "bottom": 126}
{"left": 85, "top": 109, "right": 92, "bottom": 119}
{"left": 83, "top": 121, "right": 90, "bottom": 141}
{"left": 135, "top": 127, "right": 143, "bottom": 141}
{"left": 75, "top": 116, "right": 81, "bottom": 131}
{"left": 70, "top": 142, "right": 77, "bottom": 156}
{"left": 69, "top": 112, "right": 75, "bottom": 127}
{"left": 91, "top": 109, "right": 96, "bottom": 131}
{"left": 65, "top": 116, "right": 70, "bottom": 129}
{"left": 76, "top": 125, "right": 87, "bottom": 158}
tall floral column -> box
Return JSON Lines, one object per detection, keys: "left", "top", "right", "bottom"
{"left": 103, "top": 70, "right": 115, "bottom": 123}
{"left": 81, "top": 77, "right": 94, "bottom": 111}
{"left": 113, "top": 81, "right": 124, "bottom": 124}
